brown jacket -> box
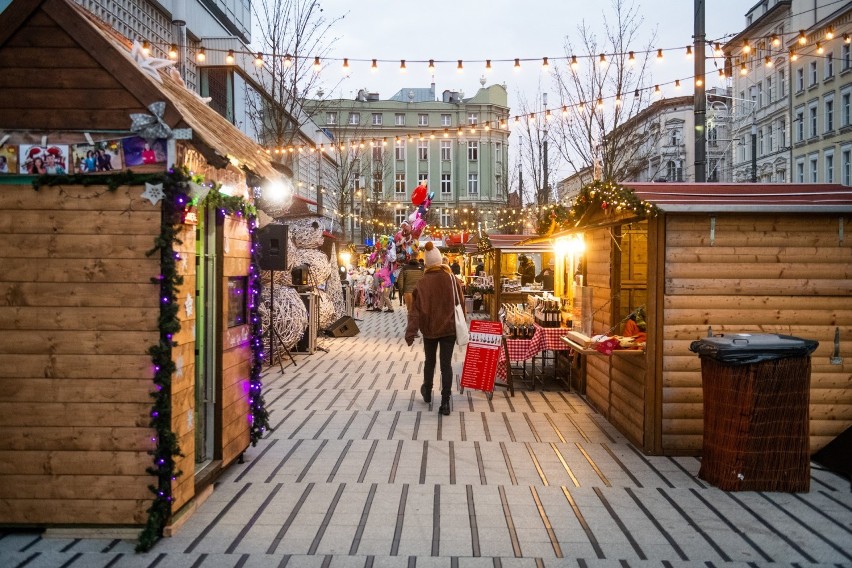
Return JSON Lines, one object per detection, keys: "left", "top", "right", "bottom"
{"left": 397, "top": 262, "right": 424, "bottom": 294}
{"left": 405, "top": 265, "right": 465, "bottom": 341}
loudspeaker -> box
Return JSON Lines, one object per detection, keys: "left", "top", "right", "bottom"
{"left": 326, "top": 315, "right": 359, "bottom": 337}
{"left": 257, "top": 224, "right": 288, "bottom": 271}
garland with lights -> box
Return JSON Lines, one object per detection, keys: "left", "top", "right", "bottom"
{"left": 536, "top": 180, "right": 659, "bottom": 235}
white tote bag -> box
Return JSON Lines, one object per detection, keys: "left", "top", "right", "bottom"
{"left": 451, "top": 274, "right": 469, "bottom": 346}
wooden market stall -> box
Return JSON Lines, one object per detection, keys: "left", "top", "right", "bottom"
{"left": 545, "top": 181, "right": 852, "bottom": 456}
{"left": 0, "top": 0, "right": 282, "bottom": 546}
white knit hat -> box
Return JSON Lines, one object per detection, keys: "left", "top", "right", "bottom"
{"left": 423, "top": 241, "right": 441, "bottom": 267}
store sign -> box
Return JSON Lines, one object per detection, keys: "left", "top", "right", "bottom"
{"left": 460, "top": 320, "right": 504, "bottom": 393}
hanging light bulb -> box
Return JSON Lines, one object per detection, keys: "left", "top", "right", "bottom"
{"left": 254, "top": 52, "right": 263, "bottom": 66}
{"left": 528, "top": 113, "right": 535, "bottom": 123}
{"left": 718, "top": 69, "right": 726, "bottom": 78}
{"left": 168, "top": 44, "right": 178, "bottom": 59}
{"left": 742, "top": 39, "right": 751, "bottom": 54}
{"left": 400, "top": 59, "right": 407, "bottom": 73}
{"left": 628, "top": 51, "right": 636, "bottom": 65}
{"left": 845, "top": 33, "right": 851, "bottom": 44}
{"left": 685, "top": 45, "right": 693, "bottom": 58}
{"left": 225, "top": 49, "right": 235, "bottom": 64}
{"left": 596, "top": 97, "right": 604, "bottom": 110}
{"left": 826, "top": 27, "right": 834, "bottom": 40}
{"left": 514, "top": 116, "right": 520, "bottom": 124}
{"left": 654, "top": 84, "right": 661, "bottom": 95}
{"left": 713, "top": 43, "right": 722, "bottom": 57}
{"left": 789, "top": 48, "right": 798, "bottom": 61}
{"left": 542, "top": 57, "right": 550, "bottom": 72}
{"left": 798, "top": 30, "right": 807, "bottom": 45}
{"left": 599, "top": 53, "right": 607, "bottom": 66}
{"left": 428, "top": 59, "right": 435, "bottom": 73}
{"left": 674, "top": 79, "right": 681, "bottom": 89}
{"left": 615, "top": 93, "right": 622, "bottom": 106}
{"left": 696, "top": 77, "right": 703, "bottom": 86}
{"left": 771, "top": 34, "right": 780, "bottom": 47}
{"left": 634, "top": 88, "right": 640, "bottom": 98}
{"left": 371, "top": 58, "right": 378, "bottom": 72}
{"left": 570, "top": 55, "right": 578, "bottom": 69}
{"left": 816, "top": 42, "right": 824, "bottom": 54}
{"left": 142, "top": 40, "right": 150, "bottom": 56}
{"left": 457, "top": 59, "right": 463, "bottom": 73}
{"left": 196, "top": 47, "right": 206, "bottom": 62}
{"left": 740, "top": 62, "right": 748, "bottom": 75}
{"left": 342, "top": 58, "right": 350, "bottom": 73}
{"left": 313, "top": 56, "right": 321, "bottom": 71}
{"left": 562, "top": 105, "right": 569, "bottom": 116}
{"left": 764, "top": 56, "right": 773, "bottom": 67}
{"left": 485, "top": 59, "right": 492, "bottom": 73}
{"left": 284, "top": 53, "right": 292, "bottom": 67}
{"left": 656, "top": 48, "right": 664, "bottom": 61}
{"left": 514, "top": 58, "right": 521, "bottom": 71}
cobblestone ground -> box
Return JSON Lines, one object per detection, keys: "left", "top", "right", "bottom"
{"left": 2, "top": 307, "right": 851, "bottom": 568}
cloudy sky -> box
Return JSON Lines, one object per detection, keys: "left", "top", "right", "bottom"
{"left": 313, "top": 0, "right": 746, "bottom": 104}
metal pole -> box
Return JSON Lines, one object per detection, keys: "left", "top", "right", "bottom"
{"left": 694, "top": 0, "right": 706, "bottom": 182}
{"left": 542, "top": 93, "right": 549, "bottom": 203}
{"left": 751, "top": 123, "right": 757, "bottom": 183}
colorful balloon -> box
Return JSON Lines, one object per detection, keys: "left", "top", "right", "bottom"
{"left": 411, "top": 184, "right": 427, "bottom": 205}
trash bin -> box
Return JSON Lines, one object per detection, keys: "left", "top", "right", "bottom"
{"left": 689, "top": 333, "right": 818, "bottom": 492}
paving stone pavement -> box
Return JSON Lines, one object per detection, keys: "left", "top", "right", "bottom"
{"left": 2, "top": 307, "right": 851, "bottom": 568}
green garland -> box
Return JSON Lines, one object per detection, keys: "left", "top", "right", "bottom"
{"left": 476, "top": 233, "right": 492, "bottom": 253}
{"left": 536, "top": 179, "right": 660, "bottom": 235}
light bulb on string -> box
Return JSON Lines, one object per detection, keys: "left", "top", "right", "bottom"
{"left": 142, "top": 40, "right": 150, "bottom": 56}
{"left": 740, "top": 62, "right": 747, "bottom": 75}
{"left": 514, "top": 58, "right": 521, "bottom": 71}
{"left": 742, "top": 39, "right": 751, "bottom": 54}
{"left": 570, "top": 55, "right": 578, "bottom": 69}
{"left": 789, "top": 49, "right": 798, "bottom": 61}
{"left": 771, "top": 34, "right": 780, "bottom": 47}
{"left": 674, "top": 79, "right": 681, "bottom": 89}
{"left": 226, "top": 49, "right": 235, "bottom": 64}
{"left": 342, "top": 58, "right": 350, "bottom": 73}
{"left": 826, "top": 27, "right": 834, "bottom": 40}
{"left": 713, "top": 43, "right": 722, "bottom": 57}
{"left": 284, "top": 53, "right": 292, "bottom": 67}
{"left": 685, "top": 45, "right": 693, "bottom": 58}
{"left": 428, "top": 59, "right": 435, "bottom": 73}
{"left": 313, "top": 56, "right": 321, "bottom": 71}
{"left": 654, "top": 84, "right": 661, "bottom": 96}
{"left": 168, "top": 44, "right": 178, "bottom": 59}
{"left": 599, "top": 53, "right": 607, "bottom": 66}
{"left": 254, "top": 52, "right": 263, "bottom": 67}
{"left": 196, "top": 47, "right": 205, "bottom": 62}
{"left": 457, "top": 59, "right": 464, "bottom": 73}
{"left": 798, "top": 30, "right": 807, "bottom": 45}
{"left": 816, "top": 42, "right": 824, "bottom": 54}
{"left": 656, "top": 48, "right": 663, "bottom": 62}
{"left": 400, "top": 59, "right": 406, "bottom": 73}
{"left": 485, "top": 59, "right": 492, "bottom": 73}
{"left": 628, "top": 51, "right": 635, "bottom": 64}
{"left": 371, "top": 59, "right": 378, "bottom": 72}
{"left": 542, "top": 57, "right": 550, "bottom": 72}
{"left": 764, "top": 56, "right": 772, "bottom": 67}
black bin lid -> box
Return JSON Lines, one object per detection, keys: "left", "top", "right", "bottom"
{"left": 689, "top": 333, "right": 818, "bottom": 365}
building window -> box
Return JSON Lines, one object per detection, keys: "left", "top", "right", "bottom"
{"left": 418, "top": 173, "right": 428, "bottom": 185}
{"left": 809, "top": 61, "right": 817, "bottom": 86}
{"left": 418, "top": 113, "right": 428, "bottom": 126}
{"left": 467, "top": 113, "right": 478, "bottom": 125}
{"left": 795, "top": 107, "right": 804, "bottom": 142}
{"left": 779, "top": 118, "right": 786, "bottom": 148}
{"left": 395, "top": 113, "right": 405, "bottom": 126}
{"left": 666, "top": 160, "right": 682, "bottom": 181}
{"left": 809, "top": 154, "right": 818, "bottom": 182}
{"left": 440, "top": 140, "right": 451, "bottom": 161}
{"left": 841, "top": 148, "right": 851, "bottom": 186}
{"left": 768, "top": 124, "right": 774, "bottom": 153}
{"left": 842, "top": 90, "right": 851, "bottom": 127}
{"left": 372, "top": 113, "right": 383, "bottom": 126}
{"left": 440, "top": 207, "right": 451, "bottom": 227}
{"left": 441, "top": 114, "right": 452, "bottom": 126}
{"left": 417, "top": 141, "right": 428, "bottom": 161}
{"left": 467, "top": 141, "right": 478, "bottom": 161}
{"left": 776, "top": 169, "right": 786, "bottom": 183}
{"left": 796, "top": 158, "right": 805, "bottom": 182}
{"left": 670, "top": 128, "right": 681, "bottom": 146}
{"left": 394, "top": 173, "right": 406, "bottom": 194}
{"left": 395, "top": 207, "right": 407, "bottom": 226}
{"left": 468, "top": 173, "right": 479, "bottom": 195}
{"left": 825, "top": 150, "right": 835, "bottom": 183}
{"left": 779, "top": 69, "right": 786, "bottom": 97}
{"left": 757, "top": 81, "right": 763, "bottom": 107}
{"left": 758, "top": 127, "right": 764, "bottom": 156}
{"left": 348, "top": 112, "right": 360, "bottom": 125}
{"left": 708, "top": 158, "right": 719, "bottom": 181}
{"left": 809, "top": 103, "right": 818, "bottom": 138}
{"left": 825, "top": 52, "right": 834, "bottom": 79}
{"left": 796, "top": 67, "right": 804, "bottom": 92}
{"left": 372, "top": 146, "right": 382, "bottom": 163}
{"left": 843, "top": 44, "right": 851, "bottom": 71}
{"left": 395, "top": 144, "right": 405, "bottom": 161}
{"left": 825, "top": 96, "right": 834, "bottom": 132}
{"left": 767, "top": 77, "right": 773, "bottom": 103}
{"left": 441, "top": 173, "right": 451, "bottom": 195}
{"left": 326, "top": 112, "right": 337, "bottom": 125}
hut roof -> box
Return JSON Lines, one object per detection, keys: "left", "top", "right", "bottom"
{"left": 0, "top": 0, "right": 280, "bottom": 183}
{"left": 628, "top": 183, "right": 852, "bottom": 213}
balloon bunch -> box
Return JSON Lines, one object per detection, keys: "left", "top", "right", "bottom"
{"left": 365, "top": 182, "right": 434, "bottom": 289}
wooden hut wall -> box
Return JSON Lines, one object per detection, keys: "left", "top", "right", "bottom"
{"left": 0, "top": 183, "right": 160, "bottom": 525}
{"left": 661, "top": 213, "right": 852, "bottom": 454}
{"left": 220, "top": 215, "right": 251, "bottom": 465}
{"left": 581, "top": 225, "right": 647, "bottom": 446}
{"left": 171, "top": 220, "right": 197, "bottom": 511}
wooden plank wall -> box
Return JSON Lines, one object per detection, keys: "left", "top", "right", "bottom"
{"left": 662, "top": 213, "right": 852, "bottom": 454}
{"left": 220, "top": 216, "right": 251, "bottom": 466}
{"left": 0, "top": 183, "right": 160, "bottom": 525}
{"left": 582, "top": 225, "right": 648, "bottom": 447}
{"left": 171, "top": 220, "right": 197, "bottom": 512}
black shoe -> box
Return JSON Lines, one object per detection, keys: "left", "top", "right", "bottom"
{"left": 420, "top": 384, "right": 431, "bottom": 404}
{"left": 439, "top": 397, "right": 450, "bottom": 415}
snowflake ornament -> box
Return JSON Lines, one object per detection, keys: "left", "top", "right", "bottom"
{"left": 141, "top": 183, "right": 165, "bottom": 205}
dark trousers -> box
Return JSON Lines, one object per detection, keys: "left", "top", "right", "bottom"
{"left": 423, "top": 336, "right": 455, "bottom": 399}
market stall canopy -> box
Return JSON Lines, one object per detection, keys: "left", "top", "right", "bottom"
{"left": 0, "top": 0, "right": 280, "bottom": 184}
{"left": 465, "top": 234, "right": 554, "bottom": 254}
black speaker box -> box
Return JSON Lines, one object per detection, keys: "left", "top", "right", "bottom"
{"left": 292, "top": 264, "right": 309, "bottom": 286}
{"left": 326, "top": 316, "right": 360, "bottom": 337}
{"left": 257, "top": 224, "right": 288, "bottom": 271}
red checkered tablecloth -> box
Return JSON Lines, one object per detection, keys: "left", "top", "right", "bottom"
{"left": 497, "top": 325, "right": 572, "bottom": 379}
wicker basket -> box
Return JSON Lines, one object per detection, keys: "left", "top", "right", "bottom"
{"left": 699, "top": 356, "right": 811, "bottom": 492}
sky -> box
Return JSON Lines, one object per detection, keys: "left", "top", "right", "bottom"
{"left": 309, "top": 0, "right": 747, "bottom": 181}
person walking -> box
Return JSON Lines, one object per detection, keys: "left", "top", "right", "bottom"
{"left": 397, "top": 256, "right": 424, "bottom": 309}
{"left": 405, "top": 242, "right": 465, "bottom": 415}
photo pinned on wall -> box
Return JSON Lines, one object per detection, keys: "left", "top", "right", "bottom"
{"left": 121, "top": 136, "right": 166, "bottom": 167}
{"left": 71, "top": 140, "right": 122, "bottom": 173}
{"left": 0, "top": 146, "right": 18, "bottom": 174}
{"left": 19, "top": 145, "right": 69, "bottom": 175}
